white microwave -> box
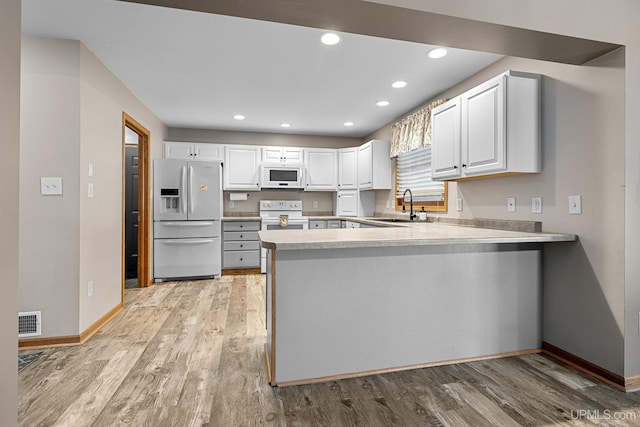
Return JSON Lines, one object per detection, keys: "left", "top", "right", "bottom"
{"left": 260, "top": 164, "right": 305, "bottom": 188}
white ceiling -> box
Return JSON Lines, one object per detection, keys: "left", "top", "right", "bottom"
{"left": 21, "top": 0, "right": 502, "bottom": 138}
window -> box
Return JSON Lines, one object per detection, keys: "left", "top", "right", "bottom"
{"left": 395, "top": 146, "right": 447, "bottom": 212}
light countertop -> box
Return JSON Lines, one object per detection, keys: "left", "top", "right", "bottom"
{"left": 258, "top": 221, "right": 577, "bottom": 250}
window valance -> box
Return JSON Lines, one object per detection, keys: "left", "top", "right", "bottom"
{"left": 390, "top": 98, "right": 447, "bottom": 157}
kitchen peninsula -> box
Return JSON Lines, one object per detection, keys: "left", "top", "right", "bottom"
{"left": 259, "top": 221, "right": 576, "bottom": 387}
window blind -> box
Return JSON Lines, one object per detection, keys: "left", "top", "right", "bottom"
{"left": 396, "top": 146, "right": 445, "bottom": 202}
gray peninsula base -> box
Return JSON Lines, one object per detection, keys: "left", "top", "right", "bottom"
{"left": 265, "top": 243, "right": 543, "bottom": 386}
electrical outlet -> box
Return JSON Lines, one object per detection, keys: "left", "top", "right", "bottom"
{"left": 88, "top": 281, "right": 94, "bottom": 298}
{"left": 88, "top": 183, "right": 94, "bottom": 198}
{"left": 531, "top": 197, "right": 542, "bottom": 214}
{"left": 569, "top": 195, "right": 582, "bottom": 214}
{"left": 40, "top": 177, "right": 63, "bottom": 195}
{"left": 312, "top": 201, "right": 318, "bottom": 209}
{"left": 229, "top": 200, "right": 235, "bottom": 209}
{"left": 507, "top": 197, "right": 516, "bottom": 212}
{"left": 456, "top": 198, "right": 463, "bottom": 211}
{"left": 386, "top": 200, "right": 391, "bottom": 209}
{"left": 88, "top": 163, "right": 94, "bottom": 177}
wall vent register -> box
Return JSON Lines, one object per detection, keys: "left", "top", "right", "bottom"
{"left": 18, "top": 311, "right": 42, "bottom": 338}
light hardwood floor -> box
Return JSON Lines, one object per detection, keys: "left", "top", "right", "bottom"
{"left": 18, "top": 275, "right": 640, "bottom": 426}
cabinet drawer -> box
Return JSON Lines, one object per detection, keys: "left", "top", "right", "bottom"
{"left": 223, "top": 231, "right": 259, "bottom": 241}
{"left": 223, "top": 221, "right": 260, "bottom": 232}
{"left": 223, "top": 251, "right": 260, "bottom": 268}
{"left": 309, "top": 220, "right": 327, "bottom": 229}
{"left": 223, "top": 241, "right": 260, "bottom": 251}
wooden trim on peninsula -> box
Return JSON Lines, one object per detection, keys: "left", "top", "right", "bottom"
{"left": 19, "top": 303, "right": 123, "bottom": 350}
{"left": 274, "top": 348, "right": 541, "bottom": 388}
{"left": 625, "top": 375, "right": 640, "bottom": 393}
{"left": 264, "top": 343, "right": 272, "bottom": 384}
{"left": 542, "top": 341, "right": 626, "bottom": 391}
{"left": 270, "top": 249, "right": 277, "bottom": 385}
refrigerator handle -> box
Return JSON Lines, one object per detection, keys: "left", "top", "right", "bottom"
{"left": 181, "top": 165, "right": 187, "bottom": 214}
{"left": 189, "top": 165, "right": 195, "bottom": 215}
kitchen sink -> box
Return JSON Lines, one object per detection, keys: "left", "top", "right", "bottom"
{"left": 374, "top": 218, "right": 416, "bottom": 223}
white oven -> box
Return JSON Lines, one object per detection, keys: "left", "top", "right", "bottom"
{"left": 260, "top": 200, "right": 308, "bottom": 273}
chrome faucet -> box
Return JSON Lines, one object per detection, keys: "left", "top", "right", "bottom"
{"left": 402, "top": 188, "right": 417, "bottom": 221}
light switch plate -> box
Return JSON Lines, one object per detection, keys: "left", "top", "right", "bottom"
{"left": 456, "top": 198, "right": 463, "bottom": 211}
{"left": 507, "top": 197, "right": 516, "bottom": 212}
{"left": 569, "top": 195, "right": 582, "bottom": 214}
{"left": 88, "top": 183, "right": 94, "bottom": 198}
{"left": 88, "top": 163, "right": 94, "bottom": 177}
{"left": 531, "top": 197, "right": 542, "bottom": 214}
{"left": 40, "top": 177, "right": 63, "bottom": 195}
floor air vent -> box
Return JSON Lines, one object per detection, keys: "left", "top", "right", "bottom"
{"left": 18, "top": 311, "right": 42, "bottom": 338}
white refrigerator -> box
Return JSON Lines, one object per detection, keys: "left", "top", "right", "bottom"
{"left": 153, "top": 159, "right": 222, "bottom": 280}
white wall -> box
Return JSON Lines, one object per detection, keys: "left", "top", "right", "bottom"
{"left": 0, "top": 0, "right": 20, "bottom": 423}
{"left": 20, "top": 36, "right": 167, "bottom": 337}
{"left": 20, "top": 37, "right": 81, "bottom": 337}
{"left": 77, "top": 42, "right": 166, "bottom": 331}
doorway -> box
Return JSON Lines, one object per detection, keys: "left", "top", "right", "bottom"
{"left": 124, "top": 142, "right": 139, "bottom": 287}
{"left": 122, "top": 113, "right": 151, "bottom": 299}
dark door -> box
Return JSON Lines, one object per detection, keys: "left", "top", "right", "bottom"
{"left": 125, "top": 146, "right": 139, "bottom": 281}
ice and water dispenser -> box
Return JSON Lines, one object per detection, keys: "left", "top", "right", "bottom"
{"left": 159, "top": 188, "right": 181, "bottom": 214}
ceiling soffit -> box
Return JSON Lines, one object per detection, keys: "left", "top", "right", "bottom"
{"left": 119, "top": 0, "right": 621, "bottom": 65}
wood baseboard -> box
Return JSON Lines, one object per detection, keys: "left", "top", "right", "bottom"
{"left": 541, "top": 341, "right": 627, "bottom": 391}
{"left": 19, "top": 303, "right": 123, "bottom": 350}
{"left": 222, "top": 268, "right": 261, "bottom": 276}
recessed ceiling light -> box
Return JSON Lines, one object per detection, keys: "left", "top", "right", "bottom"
{"left": 344, "top": 122, "right": 355, "bottom": 127}
{"left": 391, "top": 81, "right": 407, "bottom": 88}
{"left": 233, "top": 114, "right": 245, "bottom": 120}
{"left": 376, "top": 100, "right": 390, "bottom": 107}
{"left": 427, "top": 47, "right": 448, "bottom": 59}
{"left": 320, "top": 32, "right": 341, "bottom": 45}
{"left": 280, "top": 123, "right": 291, "bottom": 128}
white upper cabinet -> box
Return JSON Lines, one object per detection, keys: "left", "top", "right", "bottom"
{"left": 262, "top": 146, "right": 304, "bottom": 164}
{"left": 338, "top": 147, "right": 358, "bottom": 190}
{"left": 334, "top": 190, "right": 358, "bottom": 216}
{"left": 163, "top": 142, "right": 224, "bottom": 161}
{"left": 357, "top": 140, "right": 392, "bottom": 190}
{"left": 431, "top": 70, "right": 541, "bottom": 181}
{"left": 431, "top": 99, "right": 462, "bottom": 180}
{"left": 462, "top": 75, "right": 506, "bottom": 176}
{"left": 224, "top": 145, "right": 261, "bottom": 190}
{"left": 304, "top": 148, "right": 338, "bottom": 191}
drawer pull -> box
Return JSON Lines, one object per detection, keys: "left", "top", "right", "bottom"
{"left": 240, "top": 235, "right": 243, "bottom": 238}
{"left": 240, "top": 258, "right": 243, "bottom": 261}
{"left": 240, "top": 244, "right": 243, "bottom": 248}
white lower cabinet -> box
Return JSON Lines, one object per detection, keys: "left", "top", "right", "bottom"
{"left": 327, "top": 220, "right": 341, "bottom": 229}
{"left": 309, "top": 220, "right": 327, "bottom": 229}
